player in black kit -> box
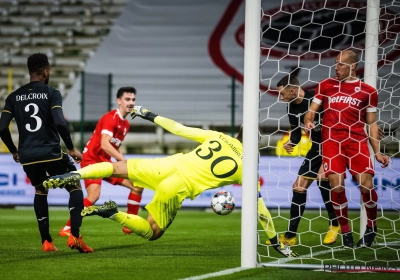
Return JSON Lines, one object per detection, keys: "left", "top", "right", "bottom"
{"left": 0, "top": 53, "right": 93, "bottom": 253}
{"left": 276, "top": 75, "right": 339, "bottom": 245}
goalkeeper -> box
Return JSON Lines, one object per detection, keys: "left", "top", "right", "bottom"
{"left": 44, "top": 106, "right": 298, "bottom": 258}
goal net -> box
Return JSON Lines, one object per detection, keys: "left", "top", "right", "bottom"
{"left": 252, "top": 0, "right": 400, "bottom": 271}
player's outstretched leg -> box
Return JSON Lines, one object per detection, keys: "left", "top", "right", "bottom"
{"left": 357, "top": 226, "right": 377, "bottom": 248}
{"left": 81, "top": 200, "right": 118, "bottom": 218}
{"left": 83, "top": 200, "right": 154, "bottom": 241}
{"left": 43, "top": 172, "right": 81, "bottom": 189}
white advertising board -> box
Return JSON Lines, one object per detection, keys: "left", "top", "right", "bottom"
{"left": 0, "top": 154, "right": 398, "bottom": 210}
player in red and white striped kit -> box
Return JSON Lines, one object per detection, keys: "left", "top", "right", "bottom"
{"left": 59, "top": 87, "right": 143, "bottom": 236}
{"left": 304, "top": 50, "right": 389, "bottom": 249}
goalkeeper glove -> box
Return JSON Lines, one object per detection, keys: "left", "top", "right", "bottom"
{"left": 130, "top": 106, "right": 158, "bottom": 122}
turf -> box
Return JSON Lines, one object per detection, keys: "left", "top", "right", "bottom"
{"left": 0, "top": 208, "right": 399, "bottom": 280}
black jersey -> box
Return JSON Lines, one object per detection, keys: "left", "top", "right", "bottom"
{"left": 3, "top": 81, "right": 63, "bottom": 165}
{"left": 287, "top": 90, "right": 322, "bottom": 145}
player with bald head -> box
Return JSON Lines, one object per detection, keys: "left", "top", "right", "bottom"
{"left": 334, "top": 49, "right": 359, "bottom": 81}
{"left": 304, "top": 50, "right": 389, "bottom": 249}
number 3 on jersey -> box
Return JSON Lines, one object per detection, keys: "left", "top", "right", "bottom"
{"left": 195, "top": 140, "right": 238, "bottom": 178}
{"left": 25, "top": 103, "right": 42, "bottom": 132}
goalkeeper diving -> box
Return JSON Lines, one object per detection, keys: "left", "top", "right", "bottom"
{"left": 44, "top": 106, "right": 299, "bottom": 258}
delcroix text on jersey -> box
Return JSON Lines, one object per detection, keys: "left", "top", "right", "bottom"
{"left": 16, "top": 93, "right": 49, "bottom": 101}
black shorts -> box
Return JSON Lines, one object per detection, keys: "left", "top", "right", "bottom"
{"left": 297, "top": 143, "right": 322, "bottom": 179}
{"left": 23, "top": 153, "right": 77, "bottom": 187}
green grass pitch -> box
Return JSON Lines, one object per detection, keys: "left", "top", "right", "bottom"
{"left": 0, "top": 207, "right": 399, "bottom": 280}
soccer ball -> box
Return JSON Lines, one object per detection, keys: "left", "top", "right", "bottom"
{"left": 211, "top": 191, "right": 235, "bottom": 215}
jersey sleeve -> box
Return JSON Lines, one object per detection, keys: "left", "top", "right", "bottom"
{"left": 49, "top": 89, "right": 63, "bottom": 109}
{"left": 155, "top": 116, "right": 213, "bottom": 143}
{"left": 100, "top": 113, "right": 117, "bottom": 137}
{"left": 0, "top": 96, "right": 17, "bottom": 153}
{"left": 366, "top": 87, "right": 378, "bottom": 113}
{"left": 2, "top": 94, "right": 14, "bottom": 116}
{"left": 49, "top": 89, "right": 74, "bottom": 150}
{"left": 313, "top": 80, "right": 325, "bottom": 106}
{"left": 288, "top": 112, "right": 302, "bottom": 145}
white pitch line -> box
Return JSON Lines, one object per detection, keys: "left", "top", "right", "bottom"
{"left": 178, "top": 267, "right": 252, "bottom": 280}
{"left": 263, "top": 246, "right": 346, "bottom": 266}
{"left": 180, "top": 247, "right": 355, "bottom": 279}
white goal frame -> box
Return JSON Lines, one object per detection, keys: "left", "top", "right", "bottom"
{"left": 241, "top": 0, "right": 261, "bottom": 268}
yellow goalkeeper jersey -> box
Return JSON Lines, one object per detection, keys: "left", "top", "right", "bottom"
{"left": 155, "top": 116, "right": 243, "bottom": 200}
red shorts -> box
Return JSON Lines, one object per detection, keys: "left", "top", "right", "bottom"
{"left": 80, "top": 159, "right": 124, "bottom": 188}
{"left": 322, "top": 138, "right": 374, "bottom": 177}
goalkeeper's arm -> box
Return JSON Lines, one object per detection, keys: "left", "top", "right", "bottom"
{"left": 131, "top": 106, "right": 210, "bottom": 143}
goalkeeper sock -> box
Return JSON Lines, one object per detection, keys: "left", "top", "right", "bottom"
{"left": 317, "top": 180, "right": 339, "bottom": 227}
{"left": 77, "top": 162, "right": 113, "bottom": 179}
{"left": 361, "top": 189, "right": 378, "bottom": 228}
{"left": 111, "top": 212, "right": 153, "bottom": 240}
{"left": 269, "top": 235, "right": 279, "bottom": 246}
{"left": 287, "top": 190, "right": 306, "bottom": 238}
{"left": 257, "top": 197, "right": 276, "bottom": 240}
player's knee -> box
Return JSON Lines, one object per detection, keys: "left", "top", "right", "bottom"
{"left": 131, "top": 186, "right": 144, "bottom": 195}
{"left": 359, "top": 184, "right": 374, "bottom": 193}
{"left": 133, "top": 186, "right": 144, "bottom": 195}
{"left": 292, "top": 184, "right": 307, "bottom": 193}
{"left": 65, "top": 184, "right": 81, "bottom": 193}
{"left": 331, "top": 185, "right": 345, "bottom": 193}
{"left": 146, "top": 215, "right": 164, "bottom": 241}
{"left": 122, "top": 180, "right": 143, "bottom": 194}
{"left": 35, "top": 185, "right": 48, "bottom": 195}
{"left": 86, "top": 193, "right": 100, "bottom": 203}
{"left": 86, "top": 186, "right": 101, "bottom": 202}
{"left": 149, "top": 229, "right": 164, "bottom": 241}
{"left": 292, "top": 177, "right": 311, "bottom": 193}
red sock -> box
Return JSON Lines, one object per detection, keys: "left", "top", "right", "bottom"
{"left": 83, "top": 198, "right": 93, "bottom": 208}
{"left": 65, "top": 198, "right": 93, "bottom": 227}
{"left": 331, "top": 191, "right": 350, "bottom": 233}
{"left": 127, "top": 192, "right": 142, "bottom": 215}
{"left": 361, "top": 189, "right": 378, "bottom": 228}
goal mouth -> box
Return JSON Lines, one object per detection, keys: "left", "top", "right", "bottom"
{"left": 240, "top": 0, "right": 400, "bottom": 270}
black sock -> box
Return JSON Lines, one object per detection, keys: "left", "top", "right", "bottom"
{"left": 269, "top": 235, "right": 278, "bottom": 246}
{"left": 286, "top": 191, "right": 306, "bottom": 238}
{"left": 34, "top": 194, "right": 52, "bottom": 244}
{"left": 69, "top": 189, "right": 84, "bottom": 238}
{"left": 318, "top": 180, "right": 339, "bottom": 227}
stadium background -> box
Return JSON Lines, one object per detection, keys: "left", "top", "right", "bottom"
{"left": 0, "top": 0, "right": 399, "bottom": 208}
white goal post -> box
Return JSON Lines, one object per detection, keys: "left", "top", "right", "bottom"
{"left": 242, "top": 0, "right": 400, "bottom": 271}
{"left": 241, "top": 0, "right": 261, "bottom": 268}
{"left": 361, "top": 0, "right": 380, "bottom": 238}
